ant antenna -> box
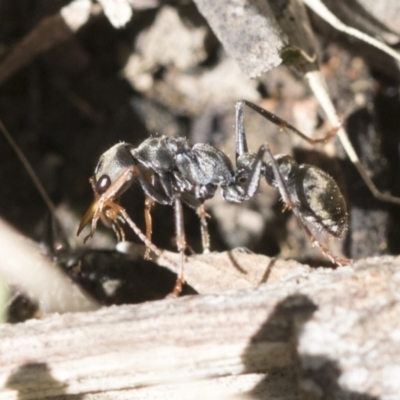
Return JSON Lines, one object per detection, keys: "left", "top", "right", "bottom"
{"left": 0, "top": 119, "right": 70, "bottom": 245}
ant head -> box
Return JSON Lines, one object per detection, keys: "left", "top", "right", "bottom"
{"left": 78, "top": 143, "right": 137, "bottom": 238}
{"left": 93, "top": 142, "right": 135, "bottom": 195}
{"left": 263, "top": 154, "right": 298, "bottom": 187}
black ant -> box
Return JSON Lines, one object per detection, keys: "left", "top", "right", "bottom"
{"left": 77, "top": 100, "right": 349, "bottom": 295}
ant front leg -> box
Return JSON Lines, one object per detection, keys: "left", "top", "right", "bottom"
{"left": 135, "top": 171, "right": 173, "bottom": 258}
{"left": 144, "top": 195, "right": 154, "bottom": 259}
{"left": 172, "top": 197, "right": 186, "bottom": 296}
{"left": 142, "top": 168, "right": 156, "bottom": 259}
{"left": 77, "top": 167, "right": 137, "bottom": 241}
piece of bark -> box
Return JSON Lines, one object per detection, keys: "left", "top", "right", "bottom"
{"left": 192, "top": 0, "right": 287, "bottom": 78}
{"left": 0, "top": 255, "right": 399, "bottom": 399}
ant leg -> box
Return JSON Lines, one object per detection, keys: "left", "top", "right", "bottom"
{"left": 234, "top": 101, "right": 268, "bottom": 200}
{"left": 239, "top": 100, "right": 339, "bottom": 145}
{"left": 136, "top": 173, "right": 174, "bottom": 258}
{"left": 111, "top": 220, "right": 125, "bottom": 242}
{"left": 228, "top": 145, "right": 265, "bottom": 202}
{"left": 172, "top": 197, "right": 186, "bottom": 296}
{"left": 179, "top": 192, "right": 210, "bottom": 254}
{"left": 261, "top": 144, "right": 351, "bottom": 266}
{"left": 143, "top": 170, "right": 155, "bottom": 259}
{"left": 260, "top": 145, "right": 293, "bottom": 207}
{"left": 78, "top": 167, "right": 138, "bottom": 239}
{"left": 86, "top": 199, "right": 129, "bottom": 244}
{"left": 196, "top": 203, "right": 210, "bottom": 253}
{"left": 242, "top": 99, "right": 400, "bottom": 206}
{"left": 117, "top": 207, "right": 162, "bottom": 258}
{"left": 295, "top": 219, "right": 350, "bottom": 266}
{"left": 104, "top": 206, "right": 126, "bottom": 242}
{"left": 78, "top": 164, "right": 174, "bottom": 261}
{"left": 144, "top": 195, "right": 154, "bottom": 259}
{"left": 235, "top": 100, "right": 248, "bottom": 160}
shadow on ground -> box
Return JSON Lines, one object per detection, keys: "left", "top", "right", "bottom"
{"left": 242, "top": 294, "right": 378, "bottom": 400}
{"left": 6, "top": 362, "right": 83, "bottom": 399}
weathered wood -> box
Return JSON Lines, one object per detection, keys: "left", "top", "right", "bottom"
{"left": 0, "top": 255, "right": 399, "bottom": 399}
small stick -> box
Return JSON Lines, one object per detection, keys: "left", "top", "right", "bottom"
{"left": 304, "top": 0, "right": 400, "bottom": 63}
{"left": 306, "top": 70, "right": 400, "bottom": 206}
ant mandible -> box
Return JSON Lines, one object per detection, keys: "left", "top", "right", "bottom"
{"left": 77, "top": 100, "right": 349, "bottom": 295}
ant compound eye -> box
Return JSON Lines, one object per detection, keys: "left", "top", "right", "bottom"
{"left": 95, "top": 174, "right": 111, "bottom": 194}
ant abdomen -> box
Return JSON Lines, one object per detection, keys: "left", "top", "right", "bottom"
{"left": 296, "top": 165, "right": 347, "bottom": 238}
{"left": 263, "top": 154, "right": 347, "bottom": 238}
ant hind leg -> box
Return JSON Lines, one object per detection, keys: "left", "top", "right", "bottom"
{"left": 261, "top": 144, "right": 350, "bottom": 266}
{"left": 239, "top": 100, "right": 339, "bottom": 145}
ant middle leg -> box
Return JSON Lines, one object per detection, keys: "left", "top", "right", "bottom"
{"left": 144, "top": 195, "right": 155, "bottom": 259}
{"left": 196, "top": 203, "right": 211, "bottom": 254}
{"left": 135, "top": 171, "right": 174, "bottom": 258}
